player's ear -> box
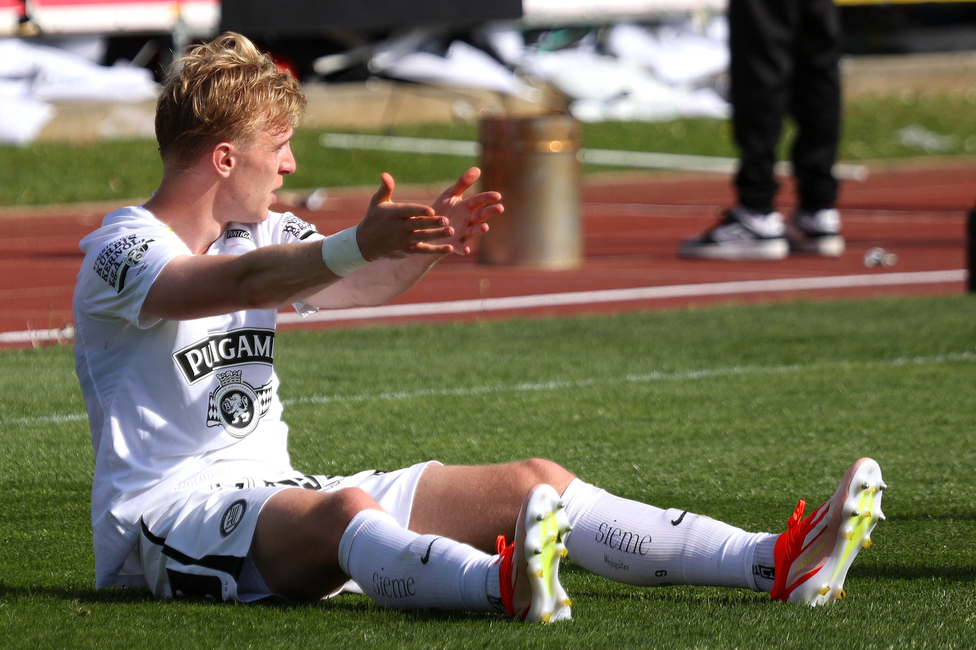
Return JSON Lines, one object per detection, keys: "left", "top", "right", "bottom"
{"left": 212, "top": 142, "right": 235, "bottom": 177}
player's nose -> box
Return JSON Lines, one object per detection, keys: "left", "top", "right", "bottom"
{"left": 280, "top": 144, "right": 296, "bottom": 176}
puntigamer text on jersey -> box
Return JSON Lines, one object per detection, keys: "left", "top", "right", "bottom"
{"left": 174, "top": 328, "right": 275, "bottom": 384}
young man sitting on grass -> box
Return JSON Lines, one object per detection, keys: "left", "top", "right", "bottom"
{"left": 72, "top": 32, "right": 885, "bottom": 621}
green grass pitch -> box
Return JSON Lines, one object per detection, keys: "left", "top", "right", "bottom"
{"left": 1, "top": 295, "right": 974, "bottom": 648}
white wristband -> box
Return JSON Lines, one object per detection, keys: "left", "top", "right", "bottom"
{"left": 321, "top": 225, "right": 369, "bottom": 277}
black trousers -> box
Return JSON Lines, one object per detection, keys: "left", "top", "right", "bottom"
{"left": 729, "top": 0, "right": 841, "bottom": 214}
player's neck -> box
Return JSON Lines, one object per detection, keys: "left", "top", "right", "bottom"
{"left": 144, "top": 176, "right": 225, "bottom": 255}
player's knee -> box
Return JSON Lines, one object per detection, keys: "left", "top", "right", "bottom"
{"left": 517, "top": 458, "right": 575, "bottom": 492}
{"left": 325, "top": 487, "right": 383, "bottom": 527}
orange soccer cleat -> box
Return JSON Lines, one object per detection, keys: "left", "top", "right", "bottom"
{"left": 771, "top": 457, "right": 886, "bottom": 606}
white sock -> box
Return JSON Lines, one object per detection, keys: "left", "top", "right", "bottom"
{"left": 560, "top": 479, "right": 773, "bottom": 590}
{"left": 337, "top": 509, "right": 499, "bottom": 612}
{"left": 752, "top": 534, "right": 778, "bottom": 592}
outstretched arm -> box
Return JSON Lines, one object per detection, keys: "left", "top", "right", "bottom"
{"left": 141, "top": 173, "right": 452, "bottom": 321}
{"left": 141, "top": 169, "right": 500, "bottom": 321}
{"left": 299, "top": 167, "right": 502, "bottom": 309}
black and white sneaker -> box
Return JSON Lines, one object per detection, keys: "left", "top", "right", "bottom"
{"left": 679, "top": 206, "right": 789, "bottom": 260}
{"left": 788, "top": 208, "right": 845, "bottom": 257}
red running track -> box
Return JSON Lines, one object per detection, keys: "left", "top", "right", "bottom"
{"left": 1, "top": 160, "right": 972, "bottom": 347}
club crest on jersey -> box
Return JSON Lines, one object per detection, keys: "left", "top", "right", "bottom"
{"left": 93, "top": 234, "right": 154, "bottom": 293}
{"left": 207, "top": 369, "right": 272, "bottom": 438}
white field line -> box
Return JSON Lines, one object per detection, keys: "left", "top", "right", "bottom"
{"left": 6, "top": 350, "right": 976, "bottom": 427}
{"left": 276, "top": 270, "right": 967, "bottom": 326}
{"left": 0, "top": 270, "right": 966, "bottom": 345}
{"left": 318, "top": 133, "right": 870, "bottom": 181}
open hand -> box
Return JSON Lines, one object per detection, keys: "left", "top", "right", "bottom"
{"left": 355, "top": 173, "right": 457, "bottom": 260}
{"left": 432, "top": 167, "right": 504, "bottom": 256}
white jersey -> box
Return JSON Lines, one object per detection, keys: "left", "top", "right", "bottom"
{"left": 73, "top": 205, "right": 324, "bottom": 588}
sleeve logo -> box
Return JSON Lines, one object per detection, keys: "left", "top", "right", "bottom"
{"left": 92, "top": 234, "right": 154, "bottom": 293}
{"left": 281, "top": 215, "right": 319, "bottom": 240}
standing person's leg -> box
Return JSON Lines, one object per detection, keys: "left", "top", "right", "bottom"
{"left": 679, "top": 0, "right": 795, "bottom": 260}
{"left": 786, "top": 0, "right": 846, "bottom": 256}
{"left": 730, "top": 0, "right": 797, "bottom": 215}
{"left": 789, "top": 0, "right": 841, "bottom": 214}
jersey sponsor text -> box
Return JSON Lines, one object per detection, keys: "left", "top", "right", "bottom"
{"left": 174, "top": 328, "right": 275, "bottom": 384}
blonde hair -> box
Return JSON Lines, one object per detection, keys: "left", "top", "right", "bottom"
{"left": 155, "top": 32, "right": 306, "bottom": 166}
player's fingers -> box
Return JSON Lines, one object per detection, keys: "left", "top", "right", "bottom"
{"left": 411, "top": 224, "right": 454, "bottom": 239}
{"left": 437, "top": 167, "right": 481, "bottom": 203}
{"left": 458, "top": 222, "right": 490, "bottom": 242}
{"left": 385, "top": 203, "right": 436, "bottom": 222}
{"left": 369, "top": 172, "right": 396, "bottom": 206}
{"left": 403, "top": 214, "right": 443, "bottom": 233}
{"left": 413, "top": 242, "right": 455, "bottom": 255}
{"left": 462, "top": 190, "right": 502, "bottom": 213}
{"left": 469, "top": 203, "right": 504, "bottom": 226}
{"left": 454, "top": 222, "right": 490, "bottom": 255}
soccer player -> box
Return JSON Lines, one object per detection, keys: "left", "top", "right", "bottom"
{"left": 73, "top": 32, "right": 884, "bottom": 622}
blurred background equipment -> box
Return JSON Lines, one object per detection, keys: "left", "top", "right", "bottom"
{"left": 5, "top": 0, "right": 976, "bottom": 145}
{"left": 477, "top": 114, "right": 583, "bottom": 268}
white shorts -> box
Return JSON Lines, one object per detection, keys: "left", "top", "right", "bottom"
{"left": 137, "top": 461, "right": 437, "bottom": 602}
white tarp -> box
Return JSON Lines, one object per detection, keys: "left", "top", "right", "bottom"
{"left": 366, "top": 17, "right": 730, "bottom": 123}
{"left": 0, "top": 37, "right": 158, "bottom": 145}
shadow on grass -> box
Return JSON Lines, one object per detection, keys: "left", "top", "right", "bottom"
{"left": 0, "top": 583, "right": 155, "bottom": 605}
{"left": 0, "top": 582, "right": 503, "bottom": 621}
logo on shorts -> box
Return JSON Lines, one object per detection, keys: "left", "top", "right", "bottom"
{"left": 220, "top": 499, "right": 247, "bottom": 537}
{"left": 207, "top": 369, "right": 273, "bottom": 438}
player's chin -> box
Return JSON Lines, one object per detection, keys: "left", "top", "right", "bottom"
{"left": 240, "top": 208, "right": 272, "bottom": 224}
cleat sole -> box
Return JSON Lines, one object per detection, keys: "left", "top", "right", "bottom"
{"left": 787, "top": 458, "right": 885, "bottom": 607}
{"left": 520, "top": 485, "right": 573, "bottom": 623}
